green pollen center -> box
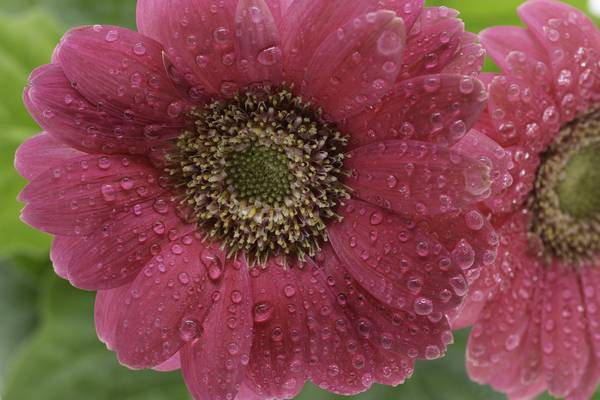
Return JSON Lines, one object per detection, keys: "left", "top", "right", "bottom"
{"left": 530, "top": 110, "right": 600, "bottom": 263}
{"left": 226, "top": 144, "right": 293, "bottom": 203}
{"left": 166, "top": 86, "right": 350, "bottom": 266}
{"left": 556, "top": 143, "right": 600, "bottom": 219}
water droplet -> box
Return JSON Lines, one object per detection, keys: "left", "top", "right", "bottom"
{"left": 132, "top": 42, "right": 146, "bottom": 56}
{"left": 254, "top": 302, "right": 274, "bottom": 323}
{"left": 179, "top": 318, "right": 202, "bottom": 341}
{"left": 377, "top": 30, "right": 403, "bottom": 56}
{"left": 414, "top": 297, "right": 433, "bottom": 316}
{"left": 257, "top": 46, "right": 282, "bottom": 66}
{"left": 105, "top": 30, "right": 119, "bottom": 43}
{"left": 370, "top": 211, "right": 383, "bottom": 225}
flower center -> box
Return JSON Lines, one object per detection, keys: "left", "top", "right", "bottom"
{"left": 530, "top": 110, "right": 600, "bottom": 263}
{"left": 166, "top": 86, "right": 350, "bottom": 266}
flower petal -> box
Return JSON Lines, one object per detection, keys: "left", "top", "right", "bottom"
{"left": 243, "top": 261, "right": 308, "bottom": 399}
{"left": 56, "top": 26, "right": 193, "bottom": 123}
{"left": 442, "top": 32, "right": 485, "bottom": 77}
{"left": 181, "top": 261, "right": 253, "bottom": 400}
{"left": 50, "top": 236, "right": 79, "bottom": 280}
{"left": 23, "top": 64, "right": 183, "bottom": 155}
{"left": 342, "top": 74, "right": 487, "bottom": 149}
{"left": 518, "top": 0, "right": 600, "bottom": 120}
{"left": 483, "top": 146, "right": 541, "bottom": 214}
{"left": 15, "top": 132, "right": 84, "bottom": 180}
{"left": 153, "top": 352, "right": 182, "bottom": 372}
{"left": 302, "top": 10, "right": 405, "bottom": 121}
{"left": 467, "top": 214, "right": 545, "bottom": 395}
{"left": 485, "top": 74, "right": 558, "bottom": 150}
{"left": 67, "top": 199, "right": 186, "bottom": 290}
{"left": 316, "top": 244, "right": 452, "bottom": 364}
{"left": 567, "top": 264, "right": 600, "bottom": 399}
{"left": 452, "top": 130, "right": 514, "bottom": 201}
{"left": 480, "top": 26, "right": 549, "bottom": 83}
{"left": 281, "top": 0, "right": 423, "bottom": 87}
{"left": 95, "top": 284, "right": 130, "bottom": 351}
{"left": 136, "top": 0, "right": 240, "bottom": 96}
{"left": 19, "top": 154, "right": 167, "bottom": 236}
{"left": 234, "top": 0, "right": 283, "bottom": 85}
{"left": 345, "top": 140, "right": 493, "bottom": 215}
{"left": 400, "top": 7, "right": 464, "bottom": 80}
{"left": 115, "top": 235, "right": 220, "bottom": 369}
{"left": 328, "top": 199, "right": 466, "bottom": 316}
{"left": 540, "top": 266, "right": 589, "bottom": 397}
{"left": 296, "top": 246, "right": 414, "bottom": 395}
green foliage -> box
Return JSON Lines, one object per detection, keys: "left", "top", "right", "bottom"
{"left": 0, "top": 260, "right": 39, "bottom": 392}
{"left": 3, "top": 274, "right": 191, "bottom": 400}
{"left": 0, "top": 0, "right": 135, "bottom": 28}
{"left": 0, "top": 10, "right": 61, "bottom": 257}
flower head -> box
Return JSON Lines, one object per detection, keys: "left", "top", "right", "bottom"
{"left": 458, "top": 1, "right": 600, "bottom": 399}
{"left": 17, "top": 1, "right": 506, "bottom": 399}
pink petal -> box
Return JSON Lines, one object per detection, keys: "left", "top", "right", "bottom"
{"left": 467, "top": 214, "right": 545, "bottom": 395}
{"left": 234, "top": 0, "right": 283, "bottom": 85}
{"left": 452, "top": 130, "right": 514, "bottom": 201}
{"left": 19, "top": 155, "right": 167, "bottom": 236}
{"left": 483, "top": 146, "right": 541, "bottom": 214}
{"left": 328, "top": 199, "right": 466, "bottom": 316}
{"left": 115, "top": 234, "right": 219, "bottom": 369}
{"left": 442, "top": 32, "right": 485, "bottom": 77}
{"left": 316, "top": 244, "right": 452, "bottom": 364}
{"left": 181, "top": 260, "right": 253, "bottom": 400}
{"left": 23, "top": 64, "right": 184, "bottom": 155}
{"left": 66, "top": 200, "right": 186, "bottom": 291}
{"left": 518, "top": 0, "right": 600, "bottom": 121}
{"left": 566, "top": 264, "right": 600, "bottom": 399}
{"left": 581, "top": 264, "right": 600, "bottom": 358}
{"left": 153, "top": 352, "right": 182, "bottom": 372}
{"left": 344, "top": 140, "right": 493, "bottom": 216}
{"left": 485, "top": 74, "right": 558, "bottom": 150}
{"left": 296, "top": 247, "right": 414, "bottom": 395}
{"left": 302, "top": 10, "right": 405, "bottom": 121}
{"left": 50, "top": 236, "right": 78, "bottom": 280}
{"left": 235, "top": 383, "right": 265, "bottom": 400}
{"left": 282, "top": 0, "right": 423, "bottom": 87}
{"left": 400, "top": 7, "right": 464, "bottom": 80}
{"left": 15, "top": 132, "right": 84, "bottom": 180}
{"left": 243, "top": 261, "right": 308, "bottom": 399}
{"left": 56, "top": 26, "right": 192, "bottom": 122}
{"left": 95, "top": 284, "right": 130, "bottom": 351}
{"left": 341, "top": 74, "right": 487, "bottom": 149}
{"left": 480, "top": 26, "right": 549, "bottom": 83}
{"left": 540, "top": 266, "right": 589, "bottom": 397}
{"left": 565, "top": 361, "right": 600, "bottom": 400}
{"left": 450, "top": 246, "right": 500, "bottom": 329}
{"left": 420, "top": 206, "right": 498, "bottom": 274}
{"left": 264, "top": 0, "right": 283, "bottom": 26}
{"left": 136, "top": 0, "right": 240, "bottom": 96}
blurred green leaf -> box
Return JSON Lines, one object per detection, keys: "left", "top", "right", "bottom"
{"left": 0, "top": 10, "right": 63, "bottom": 256}
{"left": 430, "top": 0, "right": 597, "bottom": 33}
{"left": 2, "top": 274, "right": 191, "bottom": 400}
{"left": 0, "top": 260, "right": 40, "bottom": 392}
{"left": 0, "top": 0, "right": 135, "bottom": 28}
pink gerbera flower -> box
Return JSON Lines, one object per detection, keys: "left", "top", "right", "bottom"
{"left": 17, "top": 0, "right": 507, "bottom": 399}
{"left": 458, "top": 1, "right": 600, "bottom": 399}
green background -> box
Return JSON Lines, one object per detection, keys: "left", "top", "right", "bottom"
{"left": 0, "top": 1, "right": 597, "bottom": 399}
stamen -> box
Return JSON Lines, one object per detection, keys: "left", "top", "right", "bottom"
{"left": 530, "top": 110, "right": 600, "bottom": 263}
{"left": 166, "top": 86, "right": 350, "bottom": 266}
